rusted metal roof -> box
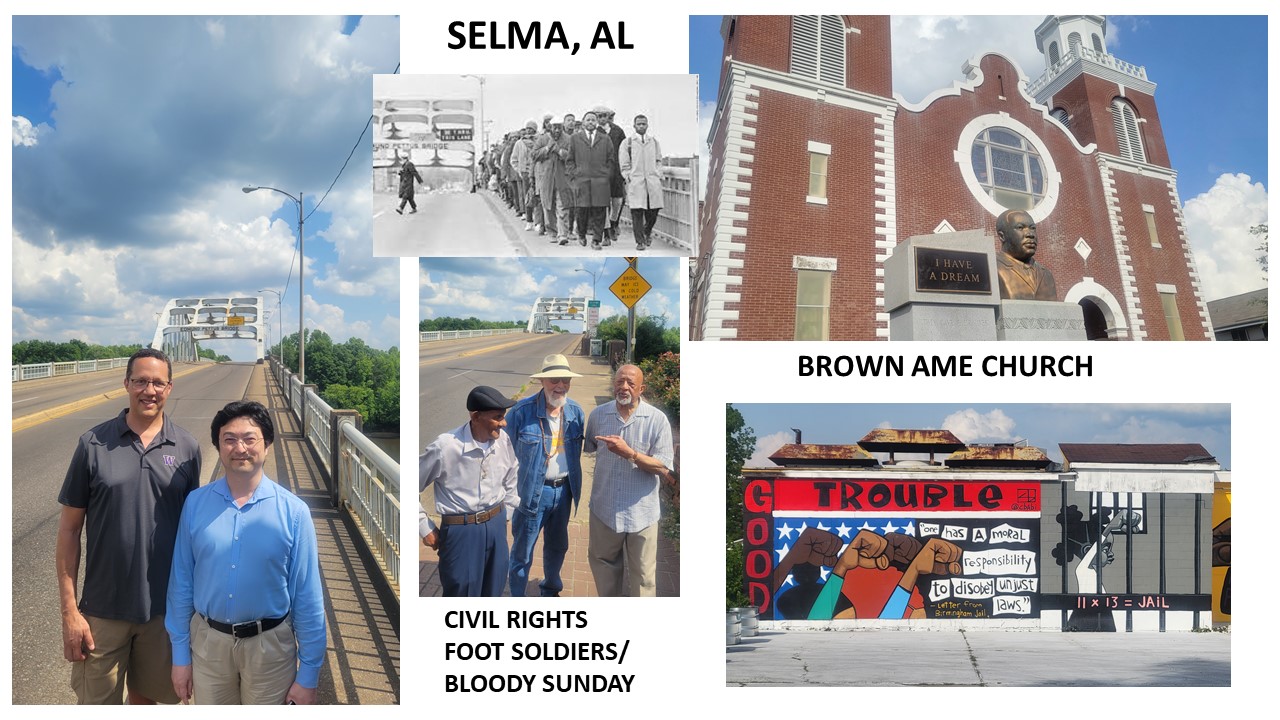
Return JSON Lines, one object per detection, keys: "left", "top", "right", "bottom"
{"left": 946, "top": 444, "right": 1052, "bottom": 469}
{"left": 857, "top": 428, "right": 966, "bottom": 453}
{"left": 1059, "top": 443, "right": 1216, "bottom": 465}
{"left": 768, "top": 443, "right": 879, "bottom": 467}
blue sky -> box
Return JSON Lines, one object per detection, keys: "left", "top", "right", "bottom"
{"left": 11, "top": 16, "right": 401, "bottom": 360}
{"left": 689, "top": 15, "right": 1268, "bottom": 300}
{"left": 734, "top": 403, "right": 1232, "bottom": 470}
{"left": 420, "top": 257, "right": 682, "bottom": 332}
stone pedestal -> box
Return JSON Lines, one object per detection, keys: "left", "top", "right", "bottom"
{"left": 996, "top": 300, "right": 1088, "bottom": 340}
{"left": 885, "top": 231, "right": 1000, "bottom": 341}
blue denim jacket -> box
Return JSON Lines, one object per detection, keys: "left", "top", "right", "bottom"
{"left": 504, "top": 391, "right": 584, "bottom": 516}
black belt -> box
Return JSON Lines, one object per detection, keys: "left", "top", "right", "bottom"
{"left": 204, "top": 614, "right": 287, "bottom": 639}
{"left": 441, "top": 503, "right": 503, "bottom": 525}
{"left": 544, "top": 476, "right": 568, "bottom": 488}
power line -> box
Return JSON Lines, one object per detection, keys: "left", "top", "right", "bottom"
{"left": 305, "top": 62, "right": 400, "bottom": 222}
{"left": 273, "top": 62, "right": 402, "bottom": 331}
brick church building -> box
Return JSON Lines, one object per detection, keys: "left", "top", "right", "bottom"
{"left": 691, "top": 15, "right": 1214, "bottom": 341}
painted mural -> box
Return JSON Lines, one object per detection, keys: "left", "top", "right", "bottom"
{"left": 1051, "top": 498, "right": 1143, "bottom": 631}
{"left": 744, "top": 477, "right": 1041, "bottom": 621}
{"left": 1212, "top": 482, "right": 1231, "bottom": 623}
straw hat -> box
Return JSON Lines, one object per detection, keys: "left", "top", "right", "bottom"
{"left": 530, "top": 354, "right": 582, "bottom": 379}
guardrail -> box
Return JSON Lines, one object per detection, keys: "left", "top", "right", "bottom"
{"left": 12, "top": 357, "right": 130, "bottom": 382}
{"left": 269, "top": 357, "right": 401, "bottom": 597}
{"left": 420, "top": 328, "right": 525, "bottom": 342}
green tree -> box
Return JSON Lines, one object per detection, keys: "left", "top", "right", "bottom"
{"left": 595, "top": 314, "right": 679, "bottom": 364}
{"left": 1252, "top": 223, "right": 1268, "bottom": 279}
{"left": 196, "top": 347, "right": 231, "bottom": 362}
{"left": 322, "top": 384, "right": 375, "bottom": 424}
{"left": 726, "top": 405, "right": 756, "bottom": 608}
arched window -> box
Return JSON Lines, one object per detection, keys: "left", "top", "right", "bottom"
{"left": 791, "top": 15, "right": 846, "bottom": 86}
{"left": 1048, "top": 41, "right": 1060, "bottom": 66}
{"left": 1091, "top": 33, "right": 1104, "bottom": 53}
{"left": 1050, "top": 108, "right": 1070, "bottom": 128}
{"left": 1110, "top": 98, "right": 1146, "bottom": 162}
{"left": 1068, "top": 32, "right": 1082, "bottom": 56}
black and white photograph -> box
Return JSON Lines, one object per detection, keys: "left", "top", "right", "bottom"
{"left": 373, "top": 74, "right": 700, "bottom": 257}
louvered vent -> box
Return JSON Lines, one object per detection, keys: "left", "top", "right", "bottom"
{"left": 791, "top": 15, "right": 845, "bottom": 86}
{"left": 1110, "top": 99, "right": 1146, "bottom": 162}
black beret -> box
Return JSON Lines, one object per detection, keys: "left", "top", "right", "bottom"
{"left": 467, "top": 385, "right": 516, "bottom": 412}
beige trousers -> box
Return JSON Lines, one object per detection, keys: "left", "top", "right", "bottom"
{"left": 588, "top": 513, "right": 658, "bottom": 597}
{"left": 191, "top": 615, "right": 296, "bottom": 705}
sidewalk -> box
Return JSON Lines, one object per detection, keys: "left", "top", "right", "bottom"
{"left": 418, "top": 348, "right": 680, "bottom": 597}
{"left": 248, "top": 365, "right": 400, "bottom": 704}
{"left": 727, "top": 629, "right": 1231, "bottom": 686}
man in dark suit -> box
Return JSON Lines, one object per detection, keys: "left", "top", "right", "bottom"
{"left": 566, "top": 111, "right": 617, "bottom": 250}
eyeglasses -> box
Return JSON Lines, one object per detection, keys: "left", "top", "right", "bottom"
{"left": 128, "top": 378, "right": 170, "bottom": 391}
{"left": 221, "top": 435, "right": 263, "bottom": 449}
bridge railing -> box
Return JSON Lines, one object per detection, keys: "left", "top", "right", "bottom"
{"left": 619, "top": 156, "right": 700, "bottom": 252}
{"left": 420, "top": 328, "right": 524, "bottom": 342}
{"left": 12, "top": 357, "right": 130, "bottom": 382}
{"left": 269, "top": 357, "right": 401, "bottom": 597}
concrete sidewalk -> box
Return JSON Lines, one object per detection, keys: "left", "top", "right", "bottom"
{"left": 248, "top": 364, "right": 400, "bottom": 704}
{"left": 727, "top": 629, "right": 1231, "bottom": 686}
{"left": 418, "top": 347, "right": 680, "bottom": 597}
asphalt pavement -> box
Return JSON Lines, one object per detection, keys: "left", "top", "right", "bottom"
{"left": 374, "top": 189, "right": 688, "bottom": 257}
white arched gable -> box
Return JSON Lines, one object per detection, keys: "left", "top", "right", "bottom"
{"left": 1064, "top": 277, "right": 1128, "bottom": 336}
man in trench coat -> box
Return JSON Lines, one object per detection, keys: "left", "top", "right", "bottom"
{"left": 396, "top": 156, "right": 424, "bottom": 215}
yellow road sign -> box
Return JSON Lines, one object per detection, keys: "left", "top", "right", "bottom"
{"left": 227, "top": 316, "right": 245, "bottom": 326}
{"left": 609, "top": 267, "right": 651, "bottom": 309}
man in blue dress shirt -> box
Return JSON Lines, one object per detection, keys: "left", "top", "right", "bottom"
{"left": 166, "top": 401, "right": 326, "bottom": 704}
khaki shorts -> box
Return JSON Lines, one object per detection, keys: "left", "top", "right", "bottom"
{"left": 71, "top": 614, "right": 179, "bottom": 704}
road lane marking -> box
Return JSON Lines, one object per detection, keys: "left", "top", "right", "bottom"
{"left": 12, "top": 364, "right": 215, "bottom": 433}
{"left": 13, "top": 396, "right": 39, "bottom": 404}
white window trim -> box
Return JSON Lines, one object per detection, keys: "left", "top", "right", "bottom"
{"left": 793, "top": 255, "right": 838, "bottom": 271}
{"left": 953, "top": 113, "right": 1062, "bottom": 221}
{"left": 806, "top": 141, "right": 832, "bottom": 205}
{"left": 1156, "top": 283, "right": 1177, "bottom": 294}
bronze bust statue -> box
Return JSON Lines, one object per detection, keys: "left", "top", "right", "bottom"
{"left": 995, "top": 209, "right": 1057, "bottom": 301}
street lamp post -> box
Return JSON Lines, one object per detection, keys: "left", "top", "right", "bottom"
{"left": 243, "top": 186, "right": 305, "bottom": 384}
{"left": 461, "top": 74, "right": 486, "bottom": 185}
{"left": 259, "top": 288, "right": 283, "bottom": 361}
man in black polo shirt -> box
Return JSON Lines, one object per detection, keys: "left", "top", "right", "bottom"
{"left": 56, "top": 348, "right": 202, "bottom": 704}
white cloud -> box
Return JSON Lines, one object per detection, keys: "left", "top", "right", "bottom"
{"left": 891, "top": 16, "right": 1044, "bottom": 104}
{"left": 1182, "top": 173, "right": 1268, "bottom": 301}
{"left": 747, "top": 430, "right": 791, "bottom": 468}
{"left": 12, "top": 115, "right": 44, "bottom": 146}
{"left": 12, "top": 16, "right": 400, "bottom": 354}
{"left": 942, "top": 408, "right": 1017, "bottom": 443}
{"left": 204, "top": 20, "right": 226, "bottom": 44}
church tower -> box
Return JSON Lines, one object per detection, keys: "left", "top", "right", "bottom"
{"left": 1029, "top": 15, "right": 1171, "bottom": 167}
{"left": 1027, "top": 15, "right": 1209, "bottom": 340}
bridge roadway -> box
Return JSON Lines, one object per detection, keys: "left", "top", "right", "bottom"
{"left": 11, "top": 361, "right": 399, "bottom": 704}
{"left": 374, "top": 188, "right": 688, "bottom": 258}
{"left": 418, "top": 333, "right": 680, "bottom": 598}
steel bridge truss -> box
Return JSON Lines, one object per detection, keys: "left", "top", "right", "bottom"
{"left": 526, "top": 296, "right": 590, "bottom": 333}
{"left": 151, "top": 296, "right": 265, "bottom": 362}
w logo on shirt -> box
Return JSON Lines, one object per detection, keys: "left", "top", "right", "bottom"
{"left": 163, "top": 455, "right": 177, "bottom": 467}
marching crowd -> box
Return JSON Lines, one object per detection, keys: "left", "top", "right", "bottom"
{"left": 477, "top": 106, "right": 666, "bottom": 251}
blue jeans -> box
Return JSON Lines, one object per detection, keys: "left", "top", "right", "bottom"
{"left": 508, "top": 482, "right": 571, "bottom": 596}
